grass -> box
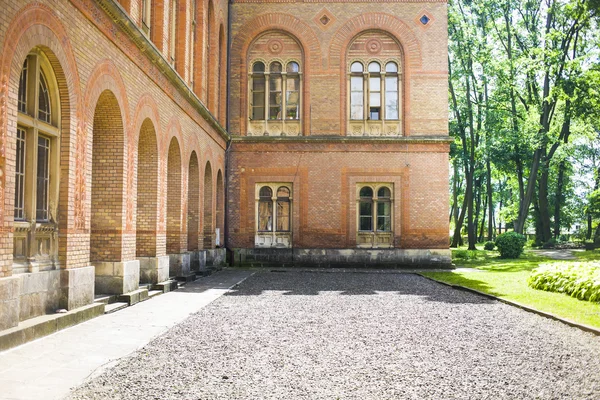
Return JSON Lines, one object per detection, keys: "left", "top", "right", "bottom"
{"left": 421, "top": 246, "right": 600, "bottom": 329}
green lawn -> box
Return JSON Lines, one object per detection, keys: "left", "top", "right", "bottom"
{"left": 421, "top": 248, "right": 600, "bottom": 329}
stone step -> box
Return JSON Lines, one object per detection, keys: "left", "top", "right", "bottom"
{"left": 117, "top": 288, "right": 149, "bottom": 306}
{"left": 93, "top": 294, "right": 118, "bottom": 305}
{"left": 152, "top": 280, "right": 178, "bottom": 293}
{"left": 148, "top": 290, "right": 162, "bottom": 299}
{"left": 197, "top": 269, "right": 212, "bottom": 277}
{"left": 104, "top": 302, "right": 128, "bottom": 314}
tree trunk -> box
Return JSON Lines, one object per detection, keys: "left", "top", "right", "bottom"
{"left": 553, "top": 160, "right": 566, "bottom": 238}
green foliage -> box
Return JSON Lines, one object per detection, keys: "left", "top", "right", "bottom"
{"left": 528, "top": 262, "right": 600, "bottom": 302}
{"left": 542, "top": 238, "right": 557, "bottom": 249}
{"left": 453, "top": 249, "right": 477, "bottom": 260}
{"left": 495, "top": 232, "right": 527, "bottom": 258}
{"left": 484, "top": 241, "right": 495, "bottom": 250}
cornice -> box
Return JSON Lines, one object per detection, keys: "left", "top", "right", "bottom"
{"left": 96, "top": 0, "right": 230, "bottom": 142}
{"left": 232, "top": 1, "right": 447, "bottom": 3}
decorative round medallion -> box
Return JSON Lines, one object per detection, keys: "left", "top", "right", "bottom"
{"left": 267, "top": 39, "right": 284, "bottom": 55}
{"left": 366, "top": 38, "right": 382, "bottom": 55}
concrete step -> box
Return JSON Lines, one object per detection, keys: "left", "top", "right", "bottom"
{"left": 117, "top": 288, "right": 149, "bottom": 306}
{"left": 104, "top": 302, "right": 128, "bottom": 314}
{"left": 148, "top": 290, "right": 162, "bottom": 299}
{"left": 152, "top": 280, "right": 178, "bottom": 293}
{"left": 175, "top": 273, "right": 197, "bottom": 283}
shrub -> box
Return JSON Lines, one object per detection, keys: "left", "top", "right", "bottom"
{"left": 542, "top": 238, "right": 557, "bottom": 249}
{"left": 495, "top": 232, "right": 526, "bottom": 258}
{"left": 528, "top": 262, "right": 600, "bottom": 302}
{"left": 453, "top": 249, "right": 478, "bottom": 260}
{"left": 483, "top": 241, "right": 495, "bottom": 250}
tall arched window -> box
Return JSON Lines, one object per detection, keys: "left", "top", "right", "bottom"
{"left": 286, "top": 62, "right": 300, "bottom": 120}
{"left": 14, "top": 53, "right": 60, "bottom": 272}
{"left": 268, "top": 61, "right": 282, "bottom": 120}
{"left": 251, "top": 61, "right": 266, "bottom": 120}
{"left": 357, "top": 184, "right": 394, "bottom": 248}
{"left": 258, "top": 186, "right": 273, "bottom": 232}
{"left": 141, "top": 0, "right": 152, "bottom": 36}
{"left": 347, "top": 31, "right": 403, "bottom": 136}
{"left": 169, "top": 0, "right": 178, "bottom": 64}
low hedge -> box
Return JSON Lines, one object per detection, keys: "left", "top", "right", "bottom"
{"left": 495, "top": 231, "right": 526, "bottom": 258}
{"left": 528, "top": 262, "right": 600, "bottom": 302}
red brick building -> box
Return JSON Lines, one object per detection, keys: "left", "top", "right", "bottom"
{"left": 0, "top": 0, "right": 450, "bottom": 333}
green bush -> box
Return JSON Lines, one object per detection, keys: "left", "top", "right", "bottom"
{"left": 542, "top": 238, "right": 557, "bottom": 249}
{"left": 483, "top": 241, "right": 495, "bottom": 250}
{"left": 528, "top": 262, "right": 600, "bottom": 302}
{"left": 495, "top": 231, "right": 526, "bottom": 258}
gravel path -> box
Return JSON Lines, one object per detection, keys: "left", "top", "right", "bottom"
{"left": 67, "top": 271, "right": 600, "bottom": 399}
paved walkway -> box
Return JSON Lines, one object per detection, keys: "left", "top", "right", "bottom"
{"left": 0, "top": 269, "right": 254, "bottom": 400}
{"left": 530, "top": 248, "right": 577, "bottom": 260}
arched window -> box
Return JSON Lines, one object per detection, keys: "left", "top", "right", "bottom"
{"left": 249, "top": 60, "right": 302, "bottom": 123}
{"left": 251, "top": 61, "right": 266, "bottom": 120}
{"left": 141, "top": 0, "right": 152, "bottom": 36}
{"left": 276, "top": 186, "right": 291, "bottom": 231}
{"left": 255, "top": 183, "right": 293, "bottom": 247}
{"left": 269, "top": 62, "right": 282, "bottom": 120}
{"left": 359, "top": 186, "right": 373, "bottom": 231}
{"left": 14, "top": 53, "right": 60, "bottom": 271}
{"left": 169, "top": 0, "right": 178, "bottom": 64}
{"left": 347, "top": 32, "right": 403, "bottom": 135}
{"left": 258, "top": 186, "right": 273, "bottom": 232}
{"left": 356, "top": 184, "right": 394, "bottom": 248}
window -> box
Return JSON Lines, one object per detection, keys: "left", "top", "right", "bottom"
{"left": 357, "top": 184, "right": 394, "bottom": 248}
{"left": 169, "top": 0, "right": 177, "bottom": 63}
{"left": 141, "top": 0, "right": 151, "bottom": 36}
{"left": 249, "top": 60, "right": 301, "bottom": 121}
{"left": 255, "top": 183, "right": 292, "bottom": 248}
{"left": 13, "top": 52, "right": 60, "bottom": 271}
{"left": 350, "top": 61, "right": 399, "bottom": 121}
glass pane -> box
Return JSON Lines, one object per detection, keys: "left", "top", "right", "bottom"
{"left": 253, "top": 77, "right": 265, "bottom": 91}
{"left": 370, "top": 92, "right": 381, "bottom": 107}
{"left": 386, "top": 62, "right": 398, "bottom": 73}
{"left": 351, "top": 76, "right": 363, "bottom": 91}
{"left": 253, "top": 61, "right": 265, "bottom": 73}
{"left": 18, "top": 59, "right": 27, "bottom": 113}
{"left": 258, "top": 201, "right": 273, "bottom": 231}
{"left": 359, "top": 186, "right": 373, "bottom": 197}
{"left": 286, "top": 62, "right": 299, "bottom": 73}
{"left": 36, "top": 136, "right": 50, "bottom": 221}
{"left": 368, "top": 62, "right": 381, "bottom": 73}
{"left": 276, "top": 200, "right": 290, "bottom": 231}
{"left": 377, "top": 216, "right": 391, "bottom": 232}
{"left": 287, "top": 76, "right": 299, "bottom": 92}
{"left": 277, "top": 186, "right": 290, "bottom": 197}
{"left": 385, "top": 92, "right": 398, "bottom": 120}
{"left": 369, "top": 107, "right": 380, "bottom": 120}
{"left": 270, "top": 62, "right": 282, "bottom": 73}
{"left": 377, "top": 202, "right": 391, "bottom": 232}
{"left": 369, "top": 77, "right": 380, "bottom": 92}
{"left": 252, "top": 106, "right": 265, "bottom": 120}
{"left": 14, "top": 128, "right": 26, "bottom": 219}
{"left": 377, "top": 187, "right": 391, "bottom": 198}
{"left": 269, "top": 77, "right": 282, "bottom": 92}
{"left": 351, "top": 62, "right": 363, "bottom": 73}
{"left": 259, "top": 186, "right": 272, "bottom": 198}
{"left": 359, "top": 201, "right": 373, "bottom": 231}
{"left": 350, "top": 105, "right": 363, "bottom": 120}
{"left": 38, "top": 72, "right": 51, "bottom": 123}
{"left": 385, "top": 76, "right": 398, "bottom": 92}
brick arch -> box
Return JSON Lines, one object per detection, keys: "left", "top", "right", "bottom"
{"left": 0, "top": 4, "right": 81, "bottom": 236}
{"left": 328, "top": 14, "right": 422, "bottom": 137}
{"left": 206, "top": 0, "right": 216, "bottom": 112}
{"left": 187, "top": 150, "right": 201, "bottom": 251}
{"left": 166, "top": 136, "right": 184, "bottom": 258}
{"left": 217, "top": 21, "right": 226, "bottom": 125}
{"left": 215, "top": 168, "right": 224, "bottom": 247}
{"left": 328, "top": 13, "right": 422, "bottom": 71}
{"left": 131, "top": 93, "right": 161, "bottom": 146}
{"left": 203, "top": 160, "right": 214, "bottom": 249}
{"left": 84, "top": 59, "right": 130, "bottom": 131}
{"left": 231, "top": 13, "right": 321, "bottom": 136}
{"left": 164, "top": 117, "right": 184, "bottom": 159}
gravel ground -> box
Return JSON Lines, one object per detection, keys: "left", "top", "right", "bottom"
{"left": 67, "top": 271, "right": 600, "bottom": 400}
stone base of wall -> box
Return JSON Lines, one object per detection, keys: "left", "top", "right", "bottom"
{"left": 18, "top": 270, "right": 61, "bottom": 321}
{"left": 0, "top": 276, "right": 21, "bottom": 331}
{"left": 61, "top": 266, "right": 95, "bottom": 310}
{"left": 169, "top": 253, "right": 191, "bottom": 277}
{"left": 94, "top": 260, "right": 140, "bottom": 295}
{"left": 190, "top": 251, "right": 206, "bottom": 272}
{"left": 232, "top": 248, "right": 451, "bottom": 268}
{"left": 139, "top": 256, "right": 170, "bottom": 284}
{"left": 206, "top": 248, "right": 226, "bottom": 267}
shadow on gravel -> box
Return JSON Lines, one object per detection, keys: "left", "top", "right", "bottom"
{"left": 224, "top": 271, "right": 494, "bottom": 304}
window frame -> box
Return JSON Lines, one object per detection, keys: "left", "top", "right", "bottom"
{"left": 13, "top": 51, "right": 61, "bottom": 272}
{"left": 248, "top": 58, "right": 303, "bottom": 123}
{"left": 255, "top": 183, "right": 293, "bottom": 248}
{"left": 356, "top": 184, "right": 394, "bottom": 248}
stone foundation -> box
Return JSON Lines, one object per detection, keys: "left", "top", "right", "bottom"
{"left": 94, "top": 260, "right": 140, "bottom": 295}
{"left": 139, "top": 256, "right": 170, "bottom": 284}
{"left": 232, "top": 248, "right": 452, "bottom": 268}
{"left": 61, "top": 266, "right": 95, "bottom": 310}
{"left": 18, "top": 270, "right": 61, "bottom": 321}
{"left": 206, "top": 248, "right": 226, "bottom": 267}
{"left": 0, "top": 276, "right": 21, "bottom": 331}
{"left": 169, "top": 253, "right": 191, "bottom": 277}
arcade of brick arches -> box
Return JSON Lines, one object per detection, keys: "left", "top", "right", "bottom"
{"left": 0, "top": 0, "right": 450, "bottom": 333}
